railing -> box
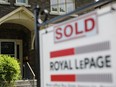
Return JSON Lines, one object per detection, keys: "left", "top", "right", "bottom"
{"left": 26, "top": 62, "right": 36, "bottom": 87}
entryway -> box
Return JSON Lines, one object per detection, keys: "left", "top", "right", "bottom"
{"left": 0, "top": 39, "right": 23, "bottom": 74}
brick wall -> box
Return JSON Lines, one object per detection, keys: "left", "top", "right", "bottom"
{"left": 0, "top": 0, "right": 38, "bottom": 18}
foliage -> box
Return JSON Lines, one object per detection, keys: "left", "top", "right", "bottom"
{"left": 0, "top": 55, "right": 21, "bottom": 87}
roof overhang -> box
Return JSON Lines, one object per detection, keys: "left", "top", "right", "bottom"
{"left": 0, "top": 6, "right": 34, "bottom": 31}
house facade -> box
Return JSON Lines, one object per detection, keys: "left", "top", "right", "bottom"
{"left": 0, "top": 0, "right": 95, "bottom": 79}
{"left": 0, "top": 0, "right": 38, "bottom": 79}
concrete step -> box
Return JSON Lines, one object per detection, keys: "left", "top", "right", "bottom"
{"left": 15, "top": 80, "right": 37, "bottom": 87}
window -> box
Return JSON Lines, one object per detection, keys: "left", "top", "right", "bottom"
{"left": 16, "top": 0, "right": 28, "bottom": 5}
{"left": 1, "top": 42, "right": 15, "bottom": 57}
{"left": 15, "top": 0, "right": 31, "bottom": 7}
{"left": 50, "top": 0, "right": 75, "bottom": 15}
{"left": 0, "top": 40, "right": 22, "bottom": 59}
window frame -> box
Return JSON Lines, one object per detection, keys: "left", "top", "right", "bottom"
{"left": 0, "top": 0, "right": 8, "bottom": 2}
{"left": 16, "top": 0, "right": 28, "bottom": 5}
{"left": 0, "top": 0, "right": 10, "bottom": 5}
{"left": 15, "top": 0, "right": 31, "bottom": 7}
{"left": 50, "top": 0, "right": 75, "bottom": 15}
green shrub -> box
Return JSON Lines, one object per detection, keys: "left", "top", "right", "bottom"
{"left": 0, "top": 54, "right": 21, "bottom": 87}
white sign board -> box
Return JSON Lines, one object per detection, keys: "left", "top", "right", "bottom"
{"left": 40, "top": 2, "right": 116, "bottom": 87}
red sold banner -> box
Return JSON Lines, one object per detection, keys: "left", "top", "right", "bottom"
{"left": 54, "top": 12, "right": 98, "bottom": 43}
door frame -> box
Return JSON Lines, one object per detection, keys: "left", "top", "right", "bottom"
{"left": 0, "top": 39, "right": 23, "bottom": 74}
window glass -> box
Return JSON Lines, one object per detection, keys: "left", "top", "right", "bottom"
{"left": 66, "top": 0, "right": 75, "bottom": 13}
{"left": 16, "top": 0, "right": 27, "bottom": 4}
{"left": 95, "top": 0, "right": 99, "bottom": 2}
{"left": 17, "top": 0, "right": 26, "bottom": 3}
{"left": 59, "top": 0, "right": 66, "bottom": 14}
{"left": 50, "top": 0, "right": 58, "bottom": 14}
{"left": 1, "top": 42, "right": 15, "bottom": 54}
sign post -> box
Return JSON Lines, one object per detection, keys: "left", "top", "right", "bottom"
{"left": 34, "top": 5, "right": 41, "bottom": 87}
{"left": 34, "top": 5, "right": 49, "bottom": 87}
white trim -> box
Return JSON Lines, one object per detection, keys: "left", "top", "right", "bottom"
{"left": 14, "top": 3, "right": 31, "bottom": 7}
{"left": 0, "top": 0, "right": 10, "bottom": 5}
{"left": 15, "top": 0, "right": 31, "bottom": 7}
{"left": 50, "top": 0, "right": 75, "bottom": 15}
{"left": 50, "top": 12, "right": 64, "bottom": 15}
{"left": 16, "top": 0, "right": 28, "bottom": 4}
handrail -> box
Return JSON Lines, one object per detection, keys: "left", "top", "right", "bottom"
{"left": 26, "top": 62, "right": 35, "bottom": 78}
{"left": 26, "top": 62, "right": 36, "bottom": 87}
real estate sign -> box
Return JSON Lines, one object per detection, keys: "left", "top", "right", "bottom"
{"left": 40, "top": 2, "right": 116, "bottom": 87}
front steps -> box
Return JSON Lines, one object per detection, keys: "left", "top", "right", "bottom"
{"left": 15, "top": 80, "right": 37, "bottom": 87}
